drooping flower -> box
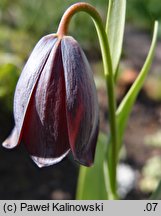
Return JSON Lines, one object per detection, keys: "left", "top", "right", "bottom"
{"left": 2, "top": 34, "right": 99, "bottom": 167}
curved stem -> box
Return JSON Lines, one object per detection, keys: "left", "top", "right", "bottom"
{"left": 58, "top": 2, "right": 117, "bottom": 197}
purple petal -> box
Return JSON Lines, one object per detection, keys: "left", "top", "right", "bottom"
{"left": 13, "top": 34, "right": 57, "bottom": 147}
{"left": 22, "top": 41, "right": 70, "bottom": 167}
{"left": 61, "top": 36, "right": 99, "bottom": 166}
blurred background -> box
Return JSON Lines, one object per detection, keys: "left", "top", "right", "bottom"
{"left": 0, "top": 0, "right": 161, "bottom": 199}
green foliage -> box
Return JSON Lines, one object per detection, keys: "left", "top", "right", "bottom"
{"left": 76, "top": 132, "right": 107, "bottom": 200}
{"left": 0, "top": 0, "right": 107, "bottom": 53}
{"left": 75, "top": 0, "right": 158, "bottom": 200}
{"left": 0, "top": 0, "right": 160, "bottom": 57}
{"left": 106, "top": 0, "right": 126, "bottom": 76}
{"left": 116, "top": 22, "right": 158, "bottom": 150}
{"left": 0, "top": 26, "right": 34, "bottom": 60}
{"left": 0, "top": 63, "right": 19, "bottom": 112}
{"left": 127, "top": 0, "right": 161, "bottom": 28}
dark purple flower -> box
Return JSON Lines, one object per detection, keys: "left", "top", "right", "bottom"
{"left": 2, "top": 34, "right": 99, "bottom": 167}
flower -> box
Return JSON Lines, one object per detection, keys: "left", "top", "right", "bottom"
{"left": 2, "top": 34, "right": 99, "bottom": 167}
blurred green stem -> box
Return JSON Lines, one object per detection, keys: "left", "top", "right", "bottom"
{"left": 57, "top": 2, "right": 118, "bottom": 198}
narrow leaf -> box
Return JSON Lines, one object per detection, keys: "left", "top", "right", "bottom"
{"left": 106, "top": 0, "right": 126, "bottom": 76}
{"left": 76, "top": 133, "right": 107, "bottom": 200}
{"left": 116, "top": 21, "right": 158, "bottom": 148}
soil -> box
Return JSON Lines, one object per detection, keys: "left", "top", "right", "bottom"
{"left": 0, "top": 25, "right": 161, "bottom": 200}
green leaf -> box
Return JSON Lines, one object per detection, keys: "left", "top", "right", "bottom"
{"left": 116, "top": 21, "right": 158, "bottom": 149}
{"left": 150, "top": 180, "right": 161, "bottom": 199}
{"left": 106, "top": 0, "right": 126, "bottom": 76}
{"left": 76, "top": 132, "right": 107, "bottom": 200}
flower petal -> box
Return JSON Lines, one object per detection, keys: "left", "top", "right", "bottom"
{"left": 2, "top": 127, "right": 18, "bottom": 149}
{"left": 61, "top": 36, "right": 99, "bottom": 166}
{"left": 31, "top": 150, "right": 70, "bottom": 168}
{"left": 22, "top": 41, "right": 70, "bottom": 167}
{"left": 13, "top": 34, "right": 57, "bottom": 147}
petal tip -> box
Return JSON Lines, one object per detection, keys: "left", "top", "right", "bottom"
{"left": 31, "top": 150, "right": 70, "bottom": 168}
{"left": 2, "top": 139, "right": 13, "bottom": 149}
{"left": 2, "top": 127, "right": 18, "bottom": 149}
{"left": 74, "top": 155, "right": 94, "bottom": 167}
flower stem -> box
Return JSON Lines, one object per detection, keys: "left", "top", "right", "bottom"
{"left": 58, "top": 2, "right": 118, "bottom": 198}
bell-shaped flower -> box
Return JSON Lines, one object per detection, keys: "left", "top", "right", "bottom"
{"left": 2, "top": 34, "right": 99, "bottom": 167}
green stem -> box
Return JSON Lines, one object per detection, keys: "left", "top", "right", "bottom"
{"left": 57, "top": 2, "right": 117, "bottom": 198}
